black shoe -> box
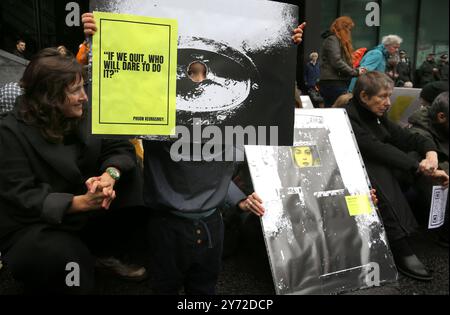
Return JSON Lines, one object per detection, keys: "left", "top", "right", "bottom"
{"left": 395, "top": 254, "right": 433, "bottom": 281}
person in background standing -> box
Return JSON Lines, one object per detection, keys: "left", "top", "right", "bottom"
{"left": 13, "top": 39, "right": 27, "bottom": 59}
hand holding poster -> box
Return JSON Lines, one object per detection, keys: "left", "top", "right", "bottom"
{"left": 91, "top": 11, "right": 178, "bottom": 135}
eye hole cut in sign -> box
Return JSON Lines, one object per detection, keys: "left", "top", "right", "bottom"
{"left": 91, "top": 11, "right": 178, "bottom": 136}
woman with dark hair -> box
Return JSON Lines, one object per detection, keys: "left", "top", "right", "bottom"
{"left": 319, "top": 16, "right": 365, "bottom": 107}
{"left": 0, "top": 48, "right": 144, "bottom": 294}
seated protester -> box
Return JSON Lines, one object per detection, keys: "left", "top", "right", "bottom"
{"left": 82, "top": 12, "right": 306, "bottom": 295}
{"left": 0, "top": 48, "right": 144, "bottom": 294}
{"left": 419, "top": 81, "right": 449, "bottom": 107}
{"left": 408, "top": 92, "right": 449, "bottom": 245}
{"left": 346, "top": 71, "right": 449, "bottom": 281}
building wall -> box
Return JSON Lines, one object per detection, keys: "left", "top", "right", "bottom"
{"left": 316, "top": 0, "right": 449, "bottom": 72}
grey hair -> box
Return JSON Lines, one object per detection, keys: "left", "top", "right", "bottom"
{"left": 429, "top": 91, "right": 449, "bottom": 120}
{"left": 309, "top": 52, "right": 319, "bottom": 59}
{"left": 354, "top": 71, "right": 394, "bottom": 101}
{"left": 382, "top": 35, "right": 403, "bottom": 46}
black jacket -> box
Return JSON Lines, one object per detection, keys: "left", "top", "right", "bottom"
{"left": 346, "top": 98, "right": 436, "bottom": 174}
{"left": 0, "top": 110, "right": 143, "bottom": 244}
{"left": 320, "top": 31, "right": 358, "bottom": 83}
{"left": 408, "top": 107, "right": 449, "bottom": 174}
{"left": 346, "top": 98, "right": 437, "bottom": 238}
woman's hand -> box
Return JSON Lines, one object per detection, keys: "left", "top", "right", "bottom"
{"left": 238, "top": 192, "right": 265, "bottom": 217}
{"left": 431, "top": 169, "right": 449, "bottom": 188}
{"left": 292, "top": 22, "right": 306, "bottom": 45}
{"left": 69, "top": 189, "right": 110, "bottom": 213}
{"left": 85, "top": 171, "right": 117, "bottom": 209}
{"left": 418, "top": 151, "right": 439, "bottom": 176}
{"left": 82, "top": 12, "right": 97, "bottom": 36}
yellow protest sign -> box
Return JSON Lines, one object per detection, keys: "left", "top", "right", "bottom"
{"left": 388, "top": 95, "right": 415, "bottom": 122}
{"left": 345, "top": 195, "right": 373, "bottom": 216}
{"left": 92, "top": 11, "right": 177, "bottom": 135}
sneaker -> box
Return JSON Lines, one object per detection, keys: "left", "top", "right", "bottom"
{"left": 95, "top": 257, "right": 147, "bottom": 282}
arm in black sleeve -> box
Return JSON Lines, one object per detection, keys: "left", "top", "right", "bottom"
{"left": 0, "top": 127, "right": 73, "bottom": 224}
{"left": 99, "top": 139, "right": 137, "bottom": 174}
{"left": 350, "top": 117, "right": 421, "bottom": 173}
{"left": 386, "top": 119, "right": 437, "bottom": 155}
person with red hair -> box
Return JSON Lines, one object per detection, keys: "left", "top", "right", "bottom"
{"left": 319, "top": 16, "right": 365, "bottom": 107}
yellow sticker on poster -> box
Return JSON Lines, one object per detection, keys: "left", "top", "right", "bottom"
{"left": 92, "top": 11, "right": 177, "bottom": 135}
{"left": 345, "top": 195, "right": 373, "bottom": 216}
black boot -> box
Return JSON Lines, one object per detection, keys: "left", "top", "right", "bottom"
{"left": 391, "top": 238, "right": 432, "bottom": 281}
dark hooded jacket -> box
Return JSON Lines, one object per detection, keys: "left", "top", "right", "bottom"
{"left": 408, "top": 107, "right": 449, "bottom": 173}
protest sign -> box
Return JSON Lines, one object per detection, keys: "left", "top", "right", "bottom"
{"left": 245, "top": 109, "right": 397, "bottom": 295}
{"left": 91, "top": 11, "right": 178, "bottom": 135}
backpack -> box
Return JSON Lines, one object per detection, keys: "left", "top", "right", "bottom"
{"left": 352, "top": 47, "right": 368, "bottom": 68}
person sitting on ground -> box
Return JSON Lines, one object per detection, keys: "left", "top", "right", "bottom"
{"left": 419, "top": 81, "right": 449, "bottom": 107}
{"left": 408, "top": 92, "right": 449, "bottom": 246}
{"left": 0, "top": 48, "right": 145, "bottom": 294}
{"left": 345, "top": 71, "right": 448, "bottom": 281}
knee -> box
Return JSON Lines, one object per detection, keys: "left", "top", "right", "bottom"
{"left": 6, "top": 230, "right": 95, "bottom": 294}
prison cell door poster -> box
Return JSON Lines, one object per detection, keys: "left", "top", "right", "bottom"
{"left": 245, "top": 109, "right": 397, "bottom": 295}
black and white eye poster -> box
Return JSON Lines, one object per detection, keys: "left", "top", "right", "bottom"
{"left": 91, "top": 0, "right": 298, "bottom": 145}
{"left": 245, "top": 109, "right": 398, "bottom": 295}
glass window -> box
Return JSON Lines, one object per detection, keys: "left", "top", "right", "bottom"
{"left": 380, "top": 0, "right": 419, "bottom": 69}
{"left": 320, "top": 0, "right": 339, "bottom": 33}
{"left": 340, "top": 0, "right": 378, "bottom": 50}
{"left": 0, "top": 0, "right": 88, "bottom": 59}
{"left": 416, "top": 0, "right": 449, "bottom": 68}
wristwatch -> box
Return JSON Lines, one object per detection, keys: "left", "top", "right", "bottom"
{"left": 106, "top": 167, "right": 121, "bottom": 181}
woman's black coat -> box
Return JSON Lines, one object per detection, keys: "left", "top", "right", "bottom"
{"left": 346, "top": 98, "right": 437, "bottom": 240}
{"left": 0, "top": 110, "right": 143, "bottom": 245}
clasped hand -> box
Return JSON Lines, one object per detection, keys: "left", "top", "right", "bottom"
{"left": 85, "top": 172, "right": 117, "bottom": 210}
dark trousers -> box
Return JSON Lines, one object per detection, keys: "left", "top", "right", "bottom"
{"left": 4, "top": 224, "right": 95, "bottom": 294}
{"left": 147, "top": 209, "right": 224, "bottom": 295}
{"left": 368, "top": 165, "right": 418, "bottom": 243}
{"left": 319, "top": 83, "right": 348, "bottom": 108}
{"left": 2, "top": 207, "right": 147, "bottom": 294}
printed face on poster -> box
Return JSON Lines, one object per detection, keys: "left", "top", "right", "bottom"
{"left": 245, "top": 109, "right": 397, "bottom": 295}
{"left": 90, "top": 0, "right": 298, "bottom": 144}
